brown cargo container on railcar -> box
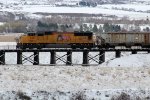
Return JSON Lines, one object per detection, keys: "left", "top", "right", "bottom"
{"left": 104, "top": 32, "right": 150, "bottom": 48}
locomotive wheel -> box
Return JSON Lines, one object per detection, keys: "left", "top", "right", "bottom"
{"left": 71, "top": 44, "right": 76, "bottom": 49}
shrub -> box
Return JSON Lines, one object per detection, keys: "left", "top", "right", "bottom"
{"left": 17, "top": 91, "right": 31, "bottom": 100}
{"left": 71, "top": 91, "right": 86, "bottom": 100}
{"left": 111, "top": 92, "right": 130, "bottom": 100}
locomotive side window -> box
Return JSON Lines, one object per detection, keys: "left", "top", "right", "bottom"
{"left": 45, "top": 31, "right": 53, "bottom": 35}
{"left": 28, "top": 33, "right": 36, "bottom": 36}
{"left": 37, "top": 32, "right": 44, "bottom": 36}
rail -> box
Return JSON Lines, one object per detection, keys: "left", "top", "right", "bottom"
{"left": 0, "top": 46, "right": 149, "bottom": 52}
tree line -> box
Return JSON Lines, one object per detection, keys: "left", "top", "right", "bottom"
{"left": 0, "top": 20, "right": 150, "bottom": 34}
{"left": 36, "top": 21, "right": 121, "bottom": 33}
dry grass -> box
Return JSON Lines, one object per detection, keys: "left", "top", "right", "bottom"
{"left": 0, "top": 33, "right": 23, "bottom": 42}
{"left": 0, "top": 36, "right": 17, "bottom": 42}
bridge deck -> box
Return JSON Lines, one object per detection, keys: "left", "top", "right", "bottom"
{"left": 0, "top": 48, "right": 149, "bottom": 52}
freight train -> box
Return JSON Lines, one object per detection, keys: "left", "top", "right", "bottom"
{"left": 16, "top": 31, "right": 150, "bottom": 49}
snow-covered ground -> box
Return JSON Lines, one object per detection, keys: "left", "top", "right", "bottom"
{"left": 0, "top": 3, "right": 149, "bottom": 19}
{"left": 23, "top": 6, "right": 150, "bottom": 19}
{"left": 0, "top": 65, "right": 150, "bottom": 99}
{"left": 99, "top": 4, "right": 150, "bottom": 11}
{"left": 0, "top": 42, "right": 149, "bottom": 99}
{"left": 1, "top": 5, "right": 149, "bottom": 20}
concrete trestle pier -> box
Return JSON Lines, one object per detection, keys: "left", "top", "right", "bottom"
{"left": 0, "top": 48, "right": 149, "bottom": 66}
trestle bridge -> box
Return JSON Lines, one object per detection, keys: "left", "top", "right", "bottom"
{"left": 0, "top": 46, "right": 149, "bottom": 66}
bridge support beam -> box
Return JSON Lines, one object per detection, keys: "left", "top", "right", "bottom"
{"left": 66, "top": 51, "right": 72, "bottom": 65}
{"left": 50, "top": 51, "right": 56, "bottom": 65}
{"left": 0, "top": 51, "right": 5, "bottom": 65}
{"left": 132, "top": 51, "right": 137, "bottom": 54}
{"left": 116, "top": 51, "right": 121, "bottom": 58}
{"left": 99, "top": 51, "right": 105, "bottom": 64}
{"left": 17, "top": 51, "right": 22, "bottom": 64}
{"left": 83, "top": 51, "right": 89, "bottom": 66}
{"left": 33, "top": 52, "right": 39, "bottom": 65}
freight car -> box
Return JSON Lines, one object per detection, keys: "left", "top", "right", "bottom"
{"left": 100, "top": 32, "right": 150, "bottom": 48}
{"left": 16, "top": 31, "right": 96, "bottom": 49}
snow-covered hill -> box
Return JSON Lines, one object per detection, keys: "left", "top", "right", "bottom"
{"left": 0, "top": 0, "right": 149, "bottom": 20}
{"left": 0, "top": 4, "right": 149, "bottom": 20}
{"left": 0, "top": 0, "right": 149, "bottom": 5}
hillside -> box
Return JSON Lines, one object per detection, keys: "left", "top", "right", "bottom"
{"left": 1, "top": 0, "right": 150, "bottom": 5}
{"left": 0, "top": 0, "right": 148, "bottom": 21}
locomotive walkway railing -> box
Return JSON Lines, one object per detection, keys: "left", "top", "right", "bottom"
{"left": 0, "top": 46, "right": 149, "bottom": 66}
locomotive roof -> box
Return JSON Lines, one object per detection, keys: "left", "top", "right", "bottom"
{"left": 26, "top": 31, "right": 93, "bottom": 36}
{"left": 74, "top": 31, "right": 93, "bottom": 36}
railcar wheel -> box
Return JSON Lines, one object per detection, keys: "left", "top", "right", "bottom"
{"left": 80, "top": 46, "right": 84, "bottom": 49}
{"left": 72, "top": 46, "right": 76, "bottom": 49}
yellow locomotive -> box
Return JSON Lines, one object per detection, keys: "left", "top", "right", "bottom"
{"left": 16, "top": 31, "right": 96, "bottom": 49}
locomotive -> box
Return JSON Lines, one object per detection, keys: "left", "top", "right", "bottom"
{"left": 16, "top": 31, "right": 150, "bottom": 49}
{"left": 16, "top": 31, "right": 98, "bottom": 49}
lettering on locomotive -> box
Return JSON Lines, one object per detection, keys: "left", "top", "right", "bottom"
{"left": 57, "top": 34, "right": 71, "bottom": 41}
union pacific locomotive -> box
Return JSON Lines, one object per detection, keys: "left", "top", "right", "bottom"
{"left": 16, "top": 31, "right": 98, "bottom": 49}
{"left": 16, "top": 31, "right": 150, "bottom": 49}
